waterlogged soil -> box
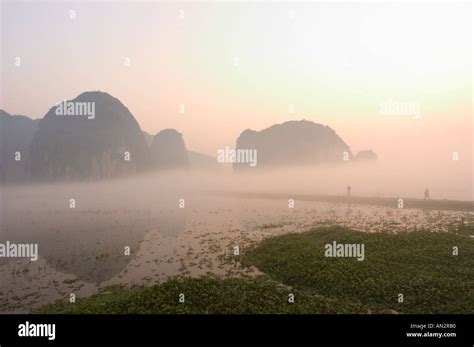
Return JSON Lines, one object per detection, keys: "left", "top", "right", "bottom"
{"left": 1, "top": 185, "right": 472, "bottom": 313}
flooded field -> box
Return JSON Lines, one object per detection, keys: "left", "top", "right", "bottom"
{"left": 1, "top": 175, "right": 473, "bottom": 313}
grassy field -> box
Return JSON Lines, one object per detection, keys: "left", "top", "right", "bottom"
{"left": 36, "top": 276, "right": 363, "bottom": 314}
{"left": 242, "top": 226, "right": 474, "bottom": 314}
{"left": 37, "top": 226, "right": 473, "bottom": 314}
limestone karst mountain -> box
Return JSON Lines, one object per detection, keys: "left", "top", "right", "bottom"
{"left": 143, "top": 131, "right": 154, "bottom": 146}
{"left": 233, "top": 120, "right": 353, "bottom": 170}
{"left": 28, "top": 91, "right": 150, "bottom": 181}
{"left": 144, "top": 130, "right": 217, "bottom": 170}
{"left": 2, "top": 93, "right": 376, "bottom": 183}
{"left": 150, "top": 129, "right": 188, "bottom": 170}
{"left": 0, "top": 110, "right": 40, "bottom": 183}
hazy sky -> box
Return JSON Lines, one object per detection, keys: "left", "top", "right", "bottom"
{"left": 1, "top": 1, "right": 472, "bottom": 167}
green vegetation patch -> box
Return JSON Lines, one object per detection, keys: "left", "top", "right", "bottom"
{"left": 36, "top": 276, "right": 363, "bottom": 314}
{"left": 242, "top": 226, "right": 474, "bottom": 314}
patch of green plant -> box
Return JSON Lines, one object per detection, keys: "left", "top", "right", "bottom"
{"left": 242, "top": 226, "right": 474, "bottom": 314}
{"left": 35, "top": 276, "right": 364, "bottom": 314}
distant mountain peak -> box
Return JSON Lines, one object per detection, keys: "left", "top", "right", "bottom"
{"left": 150, "top": 129, "right": 188, "bottom": 170}
{"left": 234, "top": 119, "right": 353, "bottom": 170}
{"left": 28, "top": 91, "right": 150, "bottom": 181}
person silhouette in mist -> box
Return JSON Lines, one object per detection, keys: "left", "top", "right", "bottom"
{"left": 347, "top": 184, "right": 352, "bottom": 197}
{"left": 424, "top": 188, "right": 431, "bottom": 200}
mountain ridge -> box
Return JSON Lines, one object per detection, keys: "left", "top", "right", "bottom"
{"left": 1, "top": 92, "right": 377, "bottom": 183}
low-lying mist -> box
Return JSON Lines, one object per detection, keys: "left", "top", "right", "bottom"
{"left": 2, "top": 158, "right": 472, "bottom": 214}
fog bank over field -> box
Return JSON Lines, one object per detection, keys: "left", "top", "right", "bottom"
{"left": 195, "top": 160, "right": 472, "bottom": 201}
{"left": 2, "top": 157, "right": 472, "bottom": 206}
{"left": 1, "top": 150, "right": 472, "bottom": 314}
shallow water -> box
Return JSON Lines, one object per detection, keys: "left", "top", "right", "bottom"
{"left": 1, "top": 179, "right": 472, "bottom": 313}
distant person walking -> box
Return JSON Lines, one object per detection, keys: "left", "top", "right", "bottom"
{"left": 347, "top": 184, "right": 352, "bottom": 197}
{"left": 424, "top": 188, "right": 431, "bottom": 200}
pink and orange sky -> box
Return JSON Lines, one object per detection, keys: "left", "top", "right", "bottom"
{"left": 1, "top": 1, "right": 472, "bottom": 171}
